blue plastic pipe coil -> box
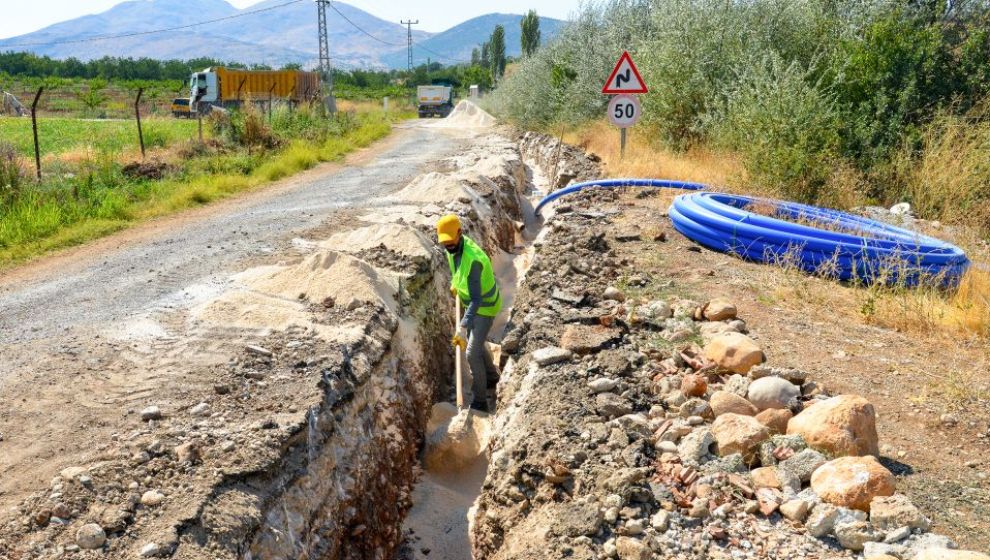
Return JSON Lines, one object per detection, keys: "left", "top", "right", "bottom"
{"left": 535, "top": 179, "right": 970, "bottom": 287}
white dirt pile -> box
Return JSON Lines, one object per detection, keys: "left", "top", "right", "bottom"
{"left": 432, "top": 100, "right": 496, "bottom": 128}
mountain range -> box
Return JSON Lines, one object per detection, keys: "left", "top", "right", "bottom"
{"left": 0, "top": 0, "right": 567, "bottom": 70}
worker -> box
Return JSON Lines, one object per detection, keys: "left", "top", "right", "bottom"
{"left": 436, "top": 214, "right": 502, "bottom": 412}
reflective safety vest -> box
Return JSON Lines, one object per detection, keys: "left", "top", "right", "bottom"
{"left": 447, "top": 235, "right": 502, "bottom": 317}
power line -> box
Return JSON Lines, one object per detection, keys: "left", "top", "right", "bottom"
{"left": 328, "top": 2, "right": 402, "bottom": 47}
{"left": 413, "top": 41, "right": 470, "bottom": 64}
{"left": 0, "top": 0, "right": 305, "bottom": 48}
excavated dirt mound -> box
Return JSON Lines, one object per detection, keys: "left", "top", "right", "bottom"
{"left": 432, "top": 100, "right": 497, "bottom": 128}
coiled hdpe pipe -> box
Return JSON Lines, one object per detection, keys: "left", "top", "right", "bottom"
{"left": 535, "top": 179, "right": 970, "bottom": 287}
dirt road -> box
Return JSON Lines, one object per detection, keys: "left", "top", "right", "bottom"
{"left": 0, "top": 124, "right": 458, "bottom": 343}
{"left": 0, "top": 122, "right": 475, "bottom": 521}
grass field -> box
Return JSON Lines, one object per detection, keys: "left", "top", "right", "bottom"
{"left": 0, "top": 109, "right": 397, "bottom": 268}
{"left": 0, "top": 116, "right": 199, "bottom": 158}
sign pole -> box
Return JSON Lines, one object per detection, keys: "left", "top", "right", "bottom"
{"left": 603, "top": 51, "right": 647, "bottom": 164}
{"left": 620, "top": 128, "right": 627, "bottom": 160}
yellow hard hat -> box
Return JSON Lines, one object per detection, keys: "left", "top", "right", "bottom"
{"left": 436, "top": 214, "right": 461, "bottom": 245}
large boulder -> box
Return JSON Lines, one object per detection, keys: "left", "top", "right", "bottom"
{"left": 710, "top": 391, "right": 758, "bottom": 417}
{"left": 747, "top": 376, "right": 800, "bottom": 411}
{"left": 787, "top": 394, "right": 879, "bottom": 457}
{"left": 703, "top": 332, "right": 764, "bottom": 374}
{"left": 711, "top": 413, "right": 770, "bottom": 464}
{"left": 811, "top": 456, "right": 895, "bottom": 511}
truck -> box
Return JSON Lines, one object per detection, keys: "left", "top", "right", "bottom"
{"left": 417, "top": 83, "right": 454, "bottom": 118}
{"left": 170, "top": 97, "right": 192, "bottom": 118}
{"left": 185, "top": 67, "right": 321, "bottom": 115}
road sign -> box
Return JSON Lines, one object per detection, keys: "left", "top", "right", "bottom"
{"left": 602, "top": 51, "right": 648, "bottom": 94}
{"left": 608, "top": 95, "right": 641, "bottom": 128}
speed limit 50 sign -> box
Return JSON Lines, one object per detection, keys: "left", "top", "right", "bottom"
{"left": 608, "top": 95, "right": 641, "bottom": 128}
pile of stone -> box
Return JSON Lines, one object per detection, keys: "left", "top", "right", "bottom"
{"left": 472, "top": 189, "right": 987, "bottom": 560}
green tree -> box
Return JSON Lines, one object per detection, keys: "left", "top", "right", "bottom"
{"left": 471, "top": 47, "right": 481, "bottom": 66}
{"left": 480, "top": 42, "right": 490, "bottom": 70}
{"left": 488, "top": 25, "right": 507, "bottom": 81}
{"left": 520, "top": 10, "right": 541, "bottom": 57}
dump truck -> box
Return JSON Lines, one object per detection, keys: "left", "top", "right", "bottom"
{"left": 186, "top": 67, "right": 320, "bottom": 115}
{"left": 171, "top": 97, "right": 192, "bottom": 118}
{"left": 417, "top": 83, "right": 454, "bottom": 118}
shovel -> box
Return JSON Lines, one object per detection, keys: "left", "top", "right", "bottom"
{"left": 454, "top": 296, "right": 464, "bottom": 409}
{"left": 422, "top": 292, "right": 491, "bottom": 473}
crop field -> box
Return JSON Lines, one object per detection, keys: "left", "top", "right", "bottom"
{"left": 0, "top": 116, "right": 199, "bottom": 158}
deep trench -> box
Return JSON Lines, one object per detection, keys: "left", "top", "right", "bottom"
{"left": 215, "top": 139, "right": 555, "bottom": 560}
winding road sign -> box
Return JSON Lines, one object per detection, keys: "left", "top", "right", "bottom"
{"left": 602, "top": 51, "right": 648, "bottom": 94}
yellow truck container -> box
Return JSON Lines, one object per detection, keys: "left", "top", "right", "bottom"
{"left": 187, "top": 67, "right": 320, "bottom": 114}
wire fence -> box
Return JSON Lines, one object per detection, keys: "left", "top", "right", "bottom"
{"left": 0, "top": 82, "right": 335, "bottom": 180}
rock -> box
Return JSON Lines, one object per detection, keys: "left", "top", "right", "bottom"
{"left": 679, "top": 398, "right": 712, "bottom": 419}
{"left": 710, "top": 391, "right": 758, "bottom": 417}
{"left": 751, "top": 467, "right": 783, "bottom": 489}
{"left": 911, "top": 534, "right": 958, "bottom": 553}
{"left": 604, "top": 286, "right": 626, "bottom": 302}
{"left": 780, "top": 499, "right": 810, "bottom": 522}
{"left": 589, "top": 378, "right": 618, "bottom": 393}
{"left": 623, "top": 519, "right": 644, "bottom": 535}
{"left": 755, "top": 408, "right": 792, "bottom": 434}
{"left": 834, "top": 520, "right": 884, "bottom": 551}
{"left": 747, "top": 376, "right": 800, "bottom": 411}
{"left": 756, "top": 487, "right": 782, "bottom": 515}
{"left": 915, "top": 551, "right": 990, "bottom": 560}
{"left": 681, "top": 374, "right": 708, "bottom": 398}
{"left": 650, "top": 510, "right": 670, "bottom": 531}
{"left": 885, "top": 526, "right": 912, "bottom": 543}
{"left": 759, "top": 434, "right": 808, "bottom": 466}
{"left": 33, "top": 509, "right": 52, "bottom": 527}
{"left": 140, "top": 490, "right": 166, "bottom": 507}
{"left": 190, "top": 402, "right": 210, "bottom": 416}
{"left": 560, "top": 325, "right": 620, "bottom": 354}
{"left": 863, "top": 542, "right": 908, "bottom": 559}
{"left": 724, "top": 374, "right": 751, "bottom": 397}
{"left": 140, "top": 543, "right": 161, "bottom": 557}
{"left": 76, "top": 524, "right": 106, "bottom": 550}
{"left": 59, "top": 466, "right": 87, "bottom": 481}
{"left": 552, "top": 289, "right": 585, "bottom": 306}
{"left": 678, "top": 429, "right": 716, "bottom": 466}
{"left": 596, "top": 393, "right": 633, "bottom": 419}
{"left": 702, "top": 298, "right": 736, "bottom": 321}
{"left": 703, "top": 332, "right": 764, "bottom": 374}
{"left": 140, "top": 406, "right": 162, "bottom": 421}
{"left": 811, "top": 456, "right": 895, "bottom": 511}
{"left": 688, "top": 498, "right": 709, "bottom": 518}
{"left": 533, "top": 346, "right": 573, "bottom": 366}
{"left": 778, "top": 448, "right": 828, "bottom": 483}
{"left": 870, "top": 494, "right": 930, "bottom": 531}
{"left": 615, "top": 536, "right": 651, "bottom": 560}
{"left": 175, "top": 442, "right": 201, "bottom": 464}
{"left": 711, "top": 413, "right": 770, "bottom": 464}
{"left": 245, "top": 344, "right": 273, "bottom": 357}
{"left": 805, "top": 503, "right": 839, "bottom": 537}
{"left": 787, "top": 394, "right": 880, "bottom": 457}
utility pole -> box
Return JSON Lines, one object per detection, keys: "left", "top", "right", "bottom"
{"left": 401, "top": 19, "right": 418, "bottom": 72}
{"left": 316, "top": 0, "right": 337, "bottom": 114}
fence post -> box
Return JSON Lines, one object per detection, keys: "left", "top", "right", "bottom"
{"left": 135, "top": 88, "right": 145, "bottom": 158}
{"left": 237, "top": 78, "right": 246, "bottom": 106}
{"left": 198, "top": 115, "right": 203, "bottom": 143}
{"left": 31, "top": 87, "right": 43, "bottom": 180}
{"left": 268, "top": 82, "right": 276, "bottom": 123}
{"left": 288, "top": 86, "right": 296, "bottom": 115}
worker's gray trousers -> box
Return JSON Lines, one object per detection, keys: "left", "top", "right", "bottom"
{"left": 465, "top": 315, "right": 497, "bottom": 407}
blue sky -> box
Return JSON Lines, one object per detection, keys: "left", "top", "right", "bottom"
{"left": 0, "top": 0, "right": 580, "bottom": 40}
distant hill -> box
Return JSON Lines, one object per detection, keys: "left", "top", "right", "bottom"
{"left": 0, "top": 0, "right": 567, "bottom": 69}
{"left": 379, "top": 13, "right": 567, "bottom": 68}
